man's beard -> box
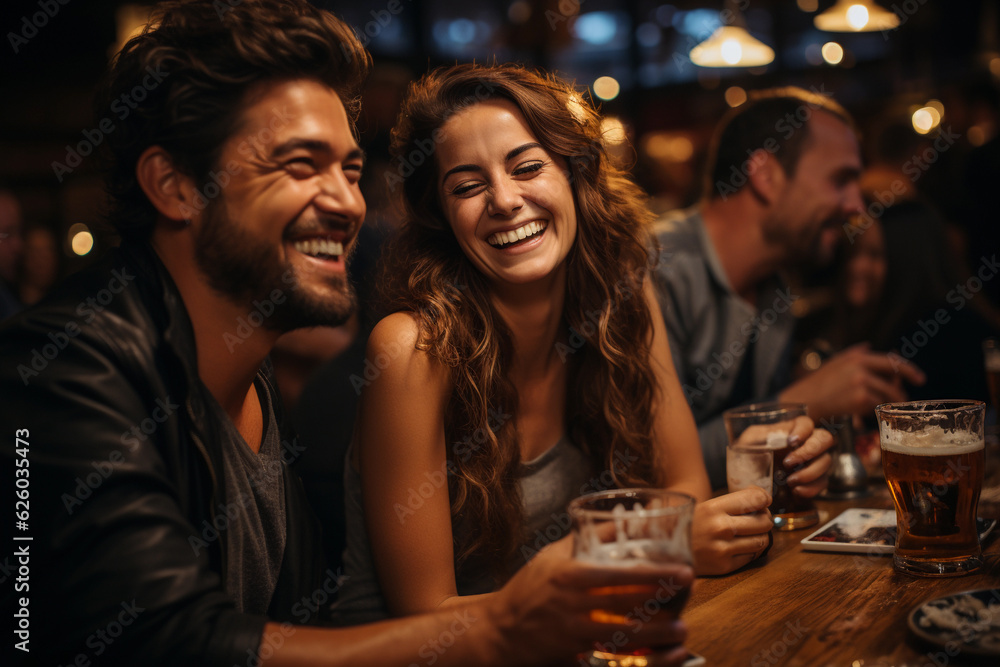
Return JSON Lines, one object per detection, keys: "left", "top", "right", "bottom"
{"left": 194, "top": 200, "right": 357, "bottom": 332}
{"left": 763, "top": 216, "right": 841, "bottom": 270}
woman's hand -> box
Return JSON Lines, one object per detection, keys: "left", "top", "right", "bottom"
{"left": 691, "top": 487, "right": 773, "bottom": 575}
{"left": 783, "top": 416, "right": 835, "bottom": 499}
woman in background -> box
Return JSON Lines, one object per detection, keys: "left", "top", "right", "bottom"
{"left": 871, "top": 206, "right": 998, "bottom": 401}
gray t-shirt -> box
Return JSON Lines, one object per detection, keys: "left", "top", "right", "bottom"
{"left": 205, "top": 375, "right": 286, "bottom": 615}
{"left": 332, "top": 436, "right": 592, "bottom": 625}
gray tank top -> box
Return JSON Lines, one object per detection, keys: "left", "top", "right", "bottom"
{"left": 331, "top": 437, "right": 592, "bottom": 625}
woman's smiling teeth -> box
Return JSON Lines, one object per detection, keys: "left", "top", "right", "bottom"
{"left": 293, "top": 238, "right": 343, "bottom": 258}
{"left": 487, "top": 221, "right": 547, "bottom": 248}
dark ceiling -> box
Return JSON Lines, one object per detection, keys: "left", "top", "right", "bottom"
{"left": 0, "top": 0, "right": 995, "bottom": 270}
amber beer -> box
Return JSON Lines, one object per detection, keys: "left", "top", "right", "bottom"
{"left": 569, "top": 490, "right": 694, "bottom": 666}
{"left": 877, "top": 400, "right": 985, "bottom": 577}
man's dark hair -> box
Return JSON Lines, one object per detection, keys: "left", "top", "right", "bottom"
{"left": 96, "top": 0, "right": 371, "bottom": 242}
{"left": 704, "top": 86, "right": 855, "bottom": 200}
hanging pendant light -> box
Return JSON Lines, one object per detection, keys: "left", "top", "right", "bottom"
{"left": 813, "top": 0, "right": 900, "bottom": 32}
{"left": 689, "top": 2, "right": 774, "bottom": 68}
{"left": 690, "top": 25, "right": 775, "bottom": 67}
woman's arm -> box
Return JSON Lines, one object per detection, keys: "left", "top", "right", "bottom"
{"left": 356, "top": 312, "right": 469, "bottom": 615}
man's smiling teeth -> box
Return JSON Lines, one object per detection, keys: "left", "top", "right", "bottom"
{"left": 487, "top": 221, "right": 547, "bottom": 247}
{"left": 293, "top": 238, "right": 343, "bottom": 258}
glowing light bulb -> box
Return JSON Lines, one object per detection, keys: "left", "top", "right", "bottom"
{"left": 847, "top": 4, "right": 869, "bottom": 30}
{"left": 720, "top": 39, "right": 742, "bottom": 65}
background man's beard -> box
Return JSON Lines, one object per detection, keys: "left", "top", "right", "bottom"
{"left": 194, "top": 202, "right": 357, "bottom": 332}
{"left": 761, "top": 218, "right": 831, "bottom": 269}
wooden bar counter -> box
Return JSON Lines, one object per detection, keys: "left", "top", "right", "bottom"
{"left": 683, "top": 472, "right": 1000, "bottom": 666}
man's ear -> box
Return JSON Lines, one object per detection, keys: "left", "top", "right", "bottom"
{"left": 745, "top": 148, "right": 786, "bottom": 206}
{"left": 135, "top": 146, "right": 201, "bottom": 225}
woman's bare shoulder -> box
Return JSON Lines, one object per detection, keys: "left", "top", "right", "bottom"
{"left": 369, "top": 311, "right": 421, "bottom": 351}
{"left": 367, "top": 312, "right": 448, "bottom": 388}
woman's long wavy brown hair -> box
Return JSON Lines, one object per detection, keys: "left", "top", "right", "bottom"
{"left": 382, "top": 63, "right": 662, "bottom": 579}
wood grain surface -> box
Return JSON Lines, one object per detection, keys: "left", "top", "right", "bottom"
{"left": 682, "top": 443, "right": 1000, "bottom": 667}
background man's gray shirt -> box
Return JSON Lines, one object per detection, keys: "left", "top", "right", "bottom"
{"left": 653, "top": 207, "right": 796, "bottom": 488}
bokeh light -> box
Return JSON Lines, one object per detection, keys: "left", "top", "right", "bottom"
{"left": 805, "top": 43, "right": 824, "bottom": 66}
{"left": 593, "top": 76, "right": 621, "bottom": 101}
{"left": 642, "top": 133, "right": 694, "bottom": 163}
{"left": 968, "top": 126, "right": 987, "bottom": 147}
{"left": 911, "top": 107, "right": 941, "bottom": 134}
{"left": 508, "top": 1, "right": 531, "bottom": 24}
{"left": 725, "top": 86, "right": 747, "bottom": 107}
{"left": 69, "top": 223, "right": 94, "bottom": 256}
{"left": 821, "top": 42, "right": 844, "bottom": 65}
{"left": 600, "top": 117, "right": 627, "bottom": 145}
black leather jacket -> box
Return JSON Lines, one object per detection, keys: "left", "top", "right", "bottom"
{"left": 1, "top": 243, "right": 330, "bottom": 665}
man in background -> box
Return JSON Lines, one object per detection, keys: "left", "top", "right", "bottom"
{"left": 654, "top": 87, "right": 925, "bottom": 488}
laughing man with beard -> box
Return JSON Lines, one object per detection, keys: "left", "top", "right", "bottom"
{"left": 0, "top": 1, "right": 693, "bottom": 665}
{"left": 653, "top": 87, "right": 926, "bottom": 489}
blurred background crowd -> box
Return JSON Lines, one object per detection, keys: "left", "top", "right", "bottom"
{"left": 1, "top": 0, "right": 998, "bottom": 414}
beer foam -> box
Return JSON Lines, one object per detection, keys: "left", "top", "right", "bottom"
{"left": 576, "top": 501, "right": 692, "bottom": 565}
{"left": 576, "top": 538, "right": 689, "bottom": 566}
{"left": 880, "top": 424, "right": 983, "bottom": 456}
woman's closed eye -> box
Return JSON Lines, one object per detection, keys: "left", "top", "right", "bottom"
{"left": 451, "top": 180, "right": 485, "bottom": 196}
{"left": 512, "top": 161, "right": 544, "bottom": 176}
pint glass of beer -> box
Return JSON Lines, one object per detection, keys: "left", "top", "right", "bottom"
{"left": 875, "top": 400, "right": 985, "bottom": 577}
{"left": 723, "top": 403, "right": 819, "bottom": 531}
{"left": 570, "top": 489, "right": 694, "bottom": 666}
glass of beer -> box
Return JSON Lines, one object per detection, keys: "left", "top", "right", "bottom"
{"left": 569, "top": 489, "right": 694, "bottom": 667}
{"left": 875, "top": 400, "right": 985, "bottom": 577}
{"left": 723, "top": 402, "right": 819, "bottom": 531}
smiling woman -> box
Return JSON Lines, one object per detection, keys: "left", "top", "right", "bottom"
{"left": 434, "top": 98, "right": 578, "bottom": 287}
{"left": 330, "top": 63, "right": 767, "bottom": 626}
